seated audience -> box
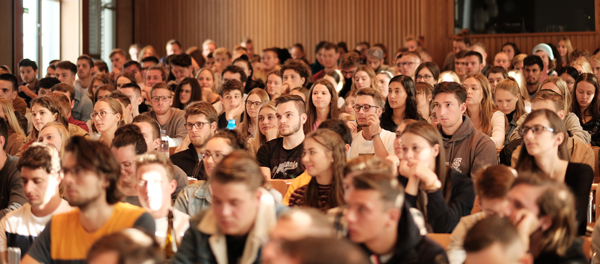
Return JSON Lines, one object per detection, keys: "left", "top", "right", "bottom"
{"left": 571, "top": 73, "right": 600, "bottom": 146}
{"left": 92, "top": 97, "right": 125, "bottom": 146}
{"left": 380, "top": 75, "right": 423, "bottom": 132}
{"left": 55, "top": 61, "right": 93, "bottom": 123}
{"left": 257, "top": 95, "right": 306, "bottom": 179}
{"left": 351, "top": 65, "right": 379, "bottom": 91}
{"left": 558, "top": 66, "right": 579, "bottom": 93}
{"left": 265, "top": 70, "right": 282, "bottom": 99}
{"left": 0, "top": 143, "right": 72, "bottom": 263}
{"left": 174, "top": 151, "right": 278, "bottom": 263}
{"left": 21, "top": 136, "right": 155, "bottom": 264}
{"left": 17, "top": 59, "right": 40, "bottom": 106}
{"left": 375, "top": 70, "right": 392, "bottom": 99}
{"left": 49, "top": 84, "right": 90, "bottom": 132}
{"left": 196, "top": 67, "right": 222, "bottom": 113}
{"left": 464, "top": 73, "right": 506, "bottom": 149}
{"left": 514, "top": 108, "right": 593, "bottom": 235}
{"left": 463, "top": 216, "right": 531, "bottom": 264}
{"left": 415, "top": 82, "right": 434, "bottom": 122}
{"left": 0, "top": 118, "right": 26, "bottom": 218}
{"left": 172, "top": 77, "right": 202, "bottom": 110}
{"left": 397, "top": 121, "right": 475, "bottom": 233}
{"left": 37, "top": 122, "right": 69, "bottom": 155}
{"left": 0, "top": 99, "right": 26, "bottom": 155}
{"left": 217, "top": 80, "right": 245, "bottom": 129}
{"left": 247, "top": 102, "right": 279, "bottom": 155}
{"left": 493, "top": 51, "right": 511, "bottom": 71}
{"left": 494, "top": 78, "right": 526, "bottom": 147}
{"left": 237, "top": 88, "right": 269, "bottom": 141}
{"left": 486, "top": 65, "right": 508, "bottom": 92}
{"left": 109, "top": 90, "right": 134, "bottom": 124}
{"left": 415, "top": 62, "right": 440, "bottom": 87}
{"left": 0, "top": 73, "right": 27, "bottom": 116}
{"left": 304, "top": 79, "right": 339, "bottom": 133}
{"left": 143, "top": 82, "right": 187, "bottom": 146}
{"left": 86, "top": 228, "right": 164, "bottom": 264}
{"left": 432, "top": 81, "right": 497, "bottom": 178}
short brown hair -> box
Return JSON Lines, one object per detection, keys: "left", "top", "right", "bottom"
{"left": 46, "top": 92, "right": 72, "bottom": 116}
{"left": 133, "top": 115, "right": 161, "bottom": 140}
{"left": 220, "top": 79, "right": 244, "bottom": 97}
{"left": 17, "top": 142, "right": 61, "bottom": 174}
{"left": 185, "top": 101, "right": 218, "bottom": 123}
{"left": 356, "top": 87, "right": 385, "bottom": 108}
{"left": 150, "top": 82, "right": 172, "bottom": 97}
{"left": 51, "top": 83, "right": 76, "bottom": 102}
{"left": 280, "top": 59, "right": 311, "bottom": 87}
{"left": 340, "top": 52, "right": 362, "bottom": 69}
{"left": 210, "top": 150, "right": 265, "bottom": 191}
{"left": 147, "top": 65, "right": 167, "bottom": 82}
{"left": 351, "top": 172, "right": 404, "bottom": 209}
{"left": 475, "top": 165, "right": 516, "bottom": 199}
{"left": 109, "top": 48, "right": 127, "bottom": 59}
{"left": 530, "top": 89, "right": 564, "bottom": 112}
{"left": 135, "top": 151, "right": 176, "bottom": 181}
{"left": 464, "top": 215, "right": 521, "bottom": 254}
{"left": 77, "top": 55, "right": 94, "bottom": 68}
{"left": 275, "top": 94, "right": 306, "bottom": 115}
{"left": 432, "top": 81, "right": 467, "bottom": 104}
{"left": 110, "top": 90, "right": 132, "bottom": 107}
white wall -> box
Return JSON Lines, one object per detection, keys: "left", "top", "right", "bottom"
{"left": 60, "top": 0, "right": 81, "bottom": 62}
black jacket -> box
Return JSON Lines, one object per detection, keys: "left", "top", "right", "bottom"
{"left": 402, "top": 169, "right": 475, "bottom": 233}
{"left": 534, "top": 237, "right": 587, "bottom": 264}
{"left": 170, "top": 143, "right": 207, "bottom": 180}
{"left": 361, "top": 200, "right": 449, "bottom": 264}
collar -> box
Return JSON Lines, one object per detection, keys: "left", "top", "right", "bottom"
{"left": 194, "top": 181, "right": 212, "bottom": 204}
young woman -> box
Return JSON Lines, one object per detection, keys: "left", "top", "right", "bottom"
{"left": 265, "top": 70, "right": 283, "bottom": 100}
{"left": 304, "top": 79, "right": 339, "bottom": 134}
{"left": 397, "top": 121, "right": 475, "bottom": 233}
{"left": 196, "top": 67, "right": 222, "bottom": 113}
{"left": 173, "top": 77, "right": 202, "bottom": 110}
{"left": 538, "top": 76, "right": 572, "bottom": 113}
{"left": 507, "top": 69, "right": 530, "bottom": 112}
{"left": 415, "top": 62, "right": 440, "bottom": 87}
{"left": 515, "top": 109, "right": 593, "bottom": 235}
{"left": 350, "top": 65, "right": 379, "bottom": 92}
{"left": 380, "top": 75, "right": 423, "bottom": 131}
{"left": 375, "top": 70, "right": 393, "bottom": 99}
{"left": 38, "top": 121, "right": 69, "bottom": 155}
{"left": 139, "top": 45, "right": 159, "bottom": 60}
{"left": 501, "top": 42, "right": 521, "bottom": 62}
{"left": 590, "top": 53, "right": 600, "bottom": 79}
{"left": 558, "top": 66, "right": 579, "bottom": 93}
{"left": 90, "top": 73, "right": 113, "bottom": 99}
{"left": 248, "top": 102, "right": 279, "bottom": 156}
{"left": 0, "top": 98, "right": 25, "bottom": 156}
{"left": 572, "top": 73, "right": 600, "bottom": 146}
{"left": 288, "top": 129, "right": 346, "bottom": 212}
{"left": 94, "top": 84, "right": 116, "bottom": 104}
{"left": 557, "top": 37, "right": 573, "bottom": 68}
{"left": 238, "top": 88, "right": 269, "bottom": 141}
{"left": 494, "top": 78, "right": 526, "bottom": 147}
{"left": 92, "top": 97, "right": 125, "bottom": 146}
{"left": 572, "top": 58, "right": 593, "bottom": 75}
{"left": 464, "top": 73, "right": 506, "bottom": 149}
{"left": 415, "top": 82, "right": 433, "bottom": 123}
{"left": 512, "top": 54, "right": 527, "bottom": 73}
{"left": 115, "top": 72, "right": 136, "bottom": 89}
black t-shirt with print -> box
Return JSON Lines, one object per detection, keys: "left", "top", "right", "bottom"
{"left": 256, "top": 137, "right": 304, "bottom": 179}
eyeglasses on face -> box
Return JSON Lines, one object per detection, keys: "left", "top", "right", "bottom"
{"left": 353, "top": 104, "right": 379, "bottom": 112}
{"left": 417, "top": 74, "right": 433, "bottom": 80}
{"left": 90, "top": 110, "right": 115, "bottom": 119}
{"left": 518, "top": 125, "right": 555, "bottom": 137}
{"left": 151, "top": 96, "right": 172, "bottom": 102}
{"left": 185, "top": 122, "right": 211, "bottom": 130}
{"left": 246, "top": 100, "right": 263, "bottom": 108}
{"left": 200, "top": 151, "right": 224, "bottom": 162}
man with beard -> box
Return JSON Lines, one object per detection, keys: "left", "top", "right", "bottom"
{"left": 142, "top": 82, "right": 187, "bottom": 146}
{"left": 523, "top": 55, "right": 544, "bottom": 98}
{"left": 73, "top": 55, "right": 94, "bottom": 96}
{"left": 170, "top": 102, "right": 217, "bottom": 180}
{"left": 338, "top": 52, "right": 362, "bottom": 98}
{"left": 257, "top": 95, "right": 307, "bottom": 179}
{"left": 21, "top": 136, "right": 155, "bottom": 264}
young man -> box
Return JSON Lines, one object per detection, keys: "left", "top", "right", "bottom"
{"left": 240, "top": 38, "right": 260, "bottom": 62}
{"left": 50, "top": 84, "right": 91, "bottom": 132}
{"left": 135, "top": 152, "right": 189, "bottom": 251}
{"left": 21, "top": 136, "right": 155, "bottom": 264}
{"left": 310, "top": 41, "right": 327, "bottom": 75}
{"left": 132, "top": 114, "right": 162, "bottom": 151}
{"left": 109, "top": 48, "right": 128, "bottom": 80}
{"left": 339, "top": 52, "right": 362, "bottom": 98}
{"left": 74, "top": 55, "right": 94, "bottom": 96}
{"left": 202, "top": 39, "right": 217, "bottom": 59}
{"left": 222, "top": 65, "right": 248, "bottom": 88}
{"left": 356, "top": 41, "right": 370, "bottom": 63}
{"left": 522, "top": 55, "right": 544, "bottom": 98}
{"left": 469, "top": 42, "right": 489, "bottom": 75}
{"left": 169, "top": 101, "right": 217, "bottom": 180}
{"left": 312, "top": 42, "right": 340, "bottom": 81}
{"left": 170, "top": 53, "right": 194, "bottom": 84}
{"left": 463, "top": 216, "right": 532, "bottom": 264}
{"left": 454, "top": 50, "right": 468, "bottom": 82}
{"left": 464, "top": 51, "right": 484, "bottom": 75}
{"left": 396, "top": 51, "right": 421, "bottom": 79}
{"left": 366, "top": 47, "right": 388, "bottom": 73}
{"left": 145, "top": 65, "right": 167, "bottom": 93}
{"left": 0, "top": 143, "right": 73, "bottom": 263}
{"left": 503, "top": 175, "right": 586, "bottom": 263}
{"left": 174, "top": 151, "right": 278, "bottom": 264}
{"left": 123, "top": 60, "right": 145, "bottom": 86}
{"left": 348, "top": 87, "right": 395, "bottom": 159}
{"left": 161, "top": 39, "right": 183, "bottom": 65}
{"left": 217, "top": 80, "right": 245, "bottom": 129}
{"left": 0, "top": 118, "right": 26, "bottom": 218}
{"left": 55, "top": 61, "right": 93, "bottom": 123}
{"left": 140, "top": 56, "right": 159, "bottom": 84}
{"left": 17, "top": 58, "right": 40, "bottom": 105}
{"left": 143, "top": 82, "right": 187, "bottom": 146}
{"left": 447, "top": 165, "right": 516, "bottom": 264}
{"left": 345, "top": 172, "right": 448, "bottom": 263}
{"left": 257, "top": 95, "right": 307, "bottom": 179}
{"left": 0, "top": 74, "right": 27, "bottom": 116}
{"left": 120, "top": 83, "right": 144, "bottom": 117}
{"left": 37, "top": 77, "right": 59, "bottom": 97}
{"left": 213, "top": 47, "right": 233, "bottom": 72}
{"left": 93, "top": 60, "right": 109, "bottom": 75}
{"left": 280, "top": 59, "right": 310, "bottom": 90}
{"left": 111, "top": 124, "right": 188, "bottom": 205}
{"left": 432, "top": 82, "right": 497, "bottom": 178}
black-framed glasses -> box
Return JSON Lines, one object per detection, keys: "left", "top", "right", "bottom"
{"left": 518, "top": 125, "right": 555, "bottom": 137}
{"left": 416, "top": 74, "right": 433, "bottom": 80}
{"left": 200, "top": 151, "right": 225, "bottom": 162}
{"left": 353, "top": 104, "right": 379, "bottom": 112}
{"left": 90, "top": 110, "right": 115, "bottom": 119}
{"left": 185, "top": 122, "right": 211, "bottom": 130}
{"left": 151, "top": 96, "right": 172, "bottom": 102}
{"left": 246, "top": 100, "right": 263, "bottom": 108}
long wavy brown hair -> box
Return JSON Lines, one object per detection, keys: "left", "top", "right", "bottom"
{"left": 303, "top": 79, "right": 339, "bottom": 134}
{"left": 465, "top": 73, "right": 501, "bottom": 136}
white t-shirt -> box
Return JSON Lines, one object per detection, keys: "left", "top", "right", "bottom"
{"left": 0, "top": 199, "right": 73, "bottom": 253}
{"left": 73, "top": 79, "right": 89, "bottom": 97}
{"left": 347, "top": 129, "right": 395, "bottom": 159}
{"left": 154, "top": 208, "right": 190, "bottom": 249}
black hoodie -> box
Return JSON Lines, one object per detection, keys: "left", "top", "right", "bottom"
{"left": 360, "top": 200, "right": 449, "bottom": 264}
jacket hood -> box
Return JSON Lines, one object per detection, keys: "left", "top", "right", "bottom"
{"left": 441, "top": 115, "right": 475, "bottom": 143}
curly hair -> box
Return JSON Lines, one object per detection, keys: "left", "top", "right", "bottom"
{"left": 280, "top": 59, "right": 311, "bottom": 87}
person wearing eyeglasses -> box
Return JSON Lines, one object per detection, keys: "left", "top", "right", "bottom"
{"left": 512, "top": 107, "right": 593, "bottom": 236}
{"left": 432, "top": 82, "right": 497, "bottom": 179}
{"left": 173, "top": 129, "right": 245, "bottom": 216}
{"left": 92, "top": 97, "right": 124, "bottom": 147}
{"left": 237, "top": 88, "right": 269, "bottom": 141}
{"left": 414, "top": 62, "right": 440, "bottom": 87}
{"left": 170, "top": 102, "right": 217, "bottom": 180}
{"left": 143, "top": 82, "right": 187, "bottom": 146}
{"left": 396, "top": 51, "right": 421, "bottom": 79}
{"left": 347, "top": 87, "right": 395, "bottom": 159}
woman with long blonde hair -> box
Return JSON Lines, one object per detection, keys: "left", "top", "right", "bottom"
{"left": 557, "top": 37, "right": 573, "bottom": 68}
{"left": 238, "top": 88, "right": 270, "bottom": 140}
{"left": 248, "top": 102, "right": 279, "bottom": 155}
{"left": 0, "top": 98, "right": 25, "bottom": 155}
{"left": 494, "top": 78, "right": 526, "bottom": 146}
{"left": 37, "top": 121, "right": 70, "bottom": 155}
{"left": 92, "top": 97, "right": 125, "bottom": 146}
{"left": 464, "top": 73, "right": 506, "bottom": 149}
{"left": 350, "top": 65, "right": 380, "bottom": 93}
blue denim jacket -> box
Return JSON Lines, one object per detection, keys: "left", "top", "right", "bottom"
{"left": 173, "top": 181, "right": 212, "bottom": 217}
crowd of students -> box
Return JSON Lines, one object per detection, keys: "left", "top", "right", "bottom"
{"left": 0, "top": 30, "right": 600, "bottom": 263}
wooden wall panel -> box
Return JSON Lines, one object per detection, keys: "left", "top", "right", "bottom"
{"left": 130, "top": 0, "right": 600, "bottom": 69}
